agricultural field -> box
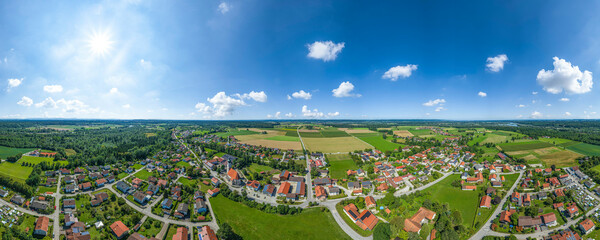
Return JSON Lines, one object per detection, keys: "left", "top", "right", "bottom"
{"left": 210, "top": 195, "right": 351, "bottom": 240}
{"left": 0, "top": 146, "right": 34, "bottom": 159}
{"left": 539, "top": 150, "right": 583, "bottom": 168}
{"left": 340, "top": 128, "right": 375, "bottom": 134}
{"left": 303, "top": 137, "right": 370, "bottom": 153}
{"left": 320, "top": 128, "right": 350, "bottom": 137}
{"left": 0, "top": 162, "right": 33, "bottom": 182}
{"left": 234, "top": 128, "right": 302, "bottom": 150}
{"left": 327, "top": 154, "right": 359, "bottom": 179}
{"left": 408, "top": 129, "right": 433, "bottom": 136}
{"left": 567, "top": 142, "right": 600, "bottom": 156}
{"left": 215, "top": 129, "right": 259, "bottom": 137}
{"left": 480, "top": 134, "right": 509, "bottom": 144}
{"left": 392, "top": 130, "right": 413, "bottom": 137}
{"left": 352, "top": 133, "right": 400, "bottom": 152}
{"left": 423, "top": 175, "right": 490, "bottom": 228}
{"left": 18, "top": 155, "right": 68, "bottom": 166}
{"left": 498, "top": 141, "right": 553, "bottom": 152}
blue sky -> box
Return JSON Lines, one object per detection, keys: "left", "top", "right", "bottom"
{"left": 1, "top": 0, "right": 600, "bottom": 120}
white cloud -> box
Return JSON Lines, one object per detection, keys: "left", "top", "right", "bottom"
{"left": 332, "top": 81, "right": 360, "bottom": 98}
{"left": 122, "top": 104, "right": 131, "bottom": 109}
{"left": 195, "top": 91, "right": 266, "bottom": 118}
{"left": 290, "top": 90, "right": 312, "bottom": 100}
{"left": 559, "top": 98, "right": 570, "bottom": 102}
{"left": 275, "top": 112, "right": 281, "bottom": 118}
{"left": 517, "top": 104, "right": 526, "bottom": 108}
{"left": 306, "top": 41, "right": 345, "bottom": 62}
{"left": 109, "top": 88, "right": 119, "bottom": 94}
{"left": 532, "top": 91, "right": 538, "bottom": 95}
{"left": 35, "top": 97, "right": 57, "bottom": 108}
{"left": 287, "top": 95, "right": 292, "bottom": 100}
{"left": 537, "top": 57, "right": 593, "bottom": 94}
{"left": 43, "top": 85, "right": 63, "bottom": 93}
{"left": 328, "top": 112, "right": 340, "bottom": 117}
{"left": 530, "top": 111, "right": 543, "bottom": 119}
{"left": 546, "top": 104, "right": 552, "bottom": 107}
{"left": 237, "top": 91, "right": 268, "bottom": 102}
{"left": 17, "top": 96, "right": 33, "bottom": 107}
{"left": 301, "top": 105, "right": 324, "bottom": 118}
{"left": 7, "top": 78, "right": 23, "bottom": 90}
{"left": 486, "top": 54, "right": 508, "bottom": 72}
{"left": 266, "top": 114, "right": 273, "bottom": 118}
{"left": 218, "top": 2, "right": 230, "bottom": 14}
{"left": 382, "top": 64, "right": 418, "bottom": 81}
{"left": 435, "top": 107, "right": 445, "bottom": 112}
{"left": 139, "top": 59, "right": 153, "bottom": 70}
{"left": 478, "top": 91, "right": 487, "bottom": 97}
{"left": 423, "top": 99, "right": 446, "bottom": 107}
{"left": 565, "top": 112, "right": 572, "bottom": 116}
{"left": 55, "top": 99, "right": 95, "bottom": 113}
{"left": 284, "top": 112, "right": 294, "bottom": 118}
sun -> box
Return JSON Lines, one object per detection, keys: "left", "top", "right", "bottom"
{"left": 87, "top": 30, "right": 114, "bottom": 57}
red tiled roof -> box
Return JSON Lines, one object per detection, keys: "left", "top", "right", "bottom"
{"left": 110, "top": 221, "right": 129, "bottom": 238}
{"left": 35, "top": 216, "right": 49, "bottom": 232}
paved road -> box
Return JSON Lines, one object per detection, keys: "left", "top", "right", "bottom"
{"left": 394, "top": 171, "right": 453, "bottom": 197}
{"left": 297, "top": 127, "right": 314, "bottom": 203}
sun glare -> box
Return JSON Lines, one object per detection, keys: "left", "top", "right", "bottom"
{"left": 87, "top": 30, "right": 114, "bottom": 57}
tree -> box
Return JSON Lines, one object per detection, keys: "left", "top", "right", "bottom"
{"left": 373, "top": 223, "right": 392, "bottom": 240}
{"left": 217, "top": 223, "right": 242, "bottom": 240}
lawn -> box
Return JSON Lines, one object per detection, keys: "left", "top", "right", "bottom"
{"left": 303, "top": 137, "right": 371, "bottom": 153}
{"left": 0, "top": 162, "right": 33, "bottom": 183}
{"left": 18, "top": 155, "right": 68, "bottom": 166}
{"left": 37, "top": 185, "right": 57, "bottom": 194}
{"left": 247, "top": 163, "right": 275, "bottom": 174}
{"left": 355, "top": 134, "right": 400, "bottom": 152}
{"left": 117, "top": 172, "right": 129, "bottom": 179}
{"left": 0, "top": 146, "right": 34, "bottom": 159}
{"left": 132, "top": 163, "right": 144, "bottom": 170}
{"left": 137, "top": 217, "right": 163, "bottom": 238}
{"left": 423, "top": 175, "right": 485, "bottom": 227}
{"left": 327, "top": 154, "right": 359, "bottom": 179}
{"left": 567, "top": 143, "right": 600, "bottom": 156}
{"left": 498, "top": 141, "right": 553, "bottom": 151}
{"left": 133, "top": 170, "right": 153, "bottom": 181}
{"left": 210, "top": 195, "right": 351, "bottom": 240}
{"left": 176, "top": 161, "right": 191, "bottom": 168}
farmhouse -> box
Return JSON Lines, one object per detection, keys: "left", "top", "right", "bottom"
{"left": 479, "top": 195, "right": 491, "bottom": 208}
{"left": 404, "top": 207, "right": 436, "bottom": 233}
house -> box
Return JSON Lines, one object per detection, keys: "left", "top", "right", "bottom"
{"left": 491, "top": 181, "right": 502, "bottom": 188}
{"left": 499, "top": 210, "right": 516, "bottom": 223}
{"left": 365, "top": 196, "right": 376, "bottom": 209}
{"left": 96, "top": 178, "right": 107, "bottom": 187}
{"left": 133, "top": 191, "right": 149, "bottom": 205}
{"left": 262, "top": 184, "right": 276, "bottom": 196}
{"left": 566, "top": 203, "right": 579, "bottom": 217}
{"left": 65, "top": 213, "right": 78, "bottom": 227}
{"left": 173, "top": 227, "right": 188, "bottom": 240}
{"left": 348, "top": 181, "right": 361, "bottom": 190}
{"left": 30, "top": 200, "right": 49, "bottom": 211}
{"left": 328, "top": 186, "right": 340, "bottom": 196}
{"left": 110, "top": 221, "right": 129, "bottom": 239}
{"left": 175, "top": 203, "right": 189, "bottom": 219}
{"left": 34, "top": 216, "right": 49, "bottom": 236}
{"left": 579, "top": 219, "right": 595, "bottom": 235}
{"left": 207, "top": 188, "right": 220, "bottom": 197}
{"left": 171, "top": 186, "right": 182, "bottom": 200}
{"left": 548, "top": 230, "right": 581, "bottom": 240}
{"left": 146, "top": 183, "right": 159, "bottom": 196}
{"left": 479, "top": 195, "right": 491, "bottom": 208}
{"left": 518, "top": 216, "right": 542, "bottom": 228}
{"left": 11, "top": 195, "right": 25, "bottom": 205}
{"left": 522, "top": 193, "right": 531, "bottom": 206}
{"left": 194, "top": 198, "right": 207, "bottom": 213}
{"left": 64, "top": 198, "right": 76, "bottom": 209}
{"left": 404, "top": 207, "right": 436, "bottom": 233}
{"left": 79, "top": 182, "right": 92, "bottom": 191}
{"left": 0, "top": 189, "right": 7, "bottom": 198}
{"left": 541, "top": 212, "right": 557, "bottom": 227}
{"left": 342, "top": 204, "right": 379, "bottom": 231}
{"left": 210, "top": 177, "right": 220, "bottom": 187}
{"left": 198, "top": 226, "right": 217, "bottom": 240}
{"left": 511, "top": 192, "right": 521, "bottom": 203}
{"left": 462, "top": 185, "right": 476, "bottom": 191}
{"left": 162, "top": 198, "right": 173, "bottom": 209}
{"left": 227, "top": 168, "right": 242, "bottom": 186}
{"left": 131, "top": 178, "right": 143, "bottom": 187}
{"left": 116, "top": 181, "right": 130, "bottom": 193}
{"left": 246, "top": 180, "right": 261, "bottom": 191}
{"left": 315, "top": 185, "right": 327, "bottom": 201}
{"left": 486, "top": 187, "right": 496, "bottom": 196}
{"left": 313, "top": 178, "right": 332, "bottom": 186}
{"left": 277, "top": 182, "right": 291, "bottom": 196}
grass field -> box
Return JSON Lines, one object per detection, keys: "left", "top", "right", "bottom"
{"left": 18, "top": 155, "right": 68, "bottom": 166}
{"left": 480, "top": 134, "right": 509, "bottom": 144}
{"left": 37, "top": 185, "right": 57, "bottom": 194}
{"left": 65, "top": 149, "right": 77, "bottom": 156}
{"left": 567, "top": 143, "right": 600, "bottom": 156}
{"left": 0, "top": 162, "right": 32, "bottom": 182}
{"left": 303, "top": 137, "right": 371, "bottom": 153}
{"left": 210, "top": 195, "right": 350, "bottom": 240}
{"left": 265, "top": 135, "right": 300, "bottom": 141}
{"left": 215, "top": 129, "right": 259, "bottom": 137}
{"left": 247, "top": 163, "right": 275, "bottom": 174}
{"left": 320, "top": 128, "right": 350, "bottom": 138}
{"left": 0, "top": 146, "right": 34, "bottom": 159}
{"left": 299, "top": 131, "right": 325, "bottom": 138}
{"left": 408, "top": 129, "right": 433, "bottom": 136}
{"left": 498, "top": 141, "right": 553, "bottom": 152}
{"left": 538, "top": 138, "right": 574, "bottom": 145}
{"left": 423, "top": 175, "right": 487, "bottom": 227}
{"left": 539, "top": 150, "right": 582, "bottom": 167}
{"left": 137, "top": 218, "right": 163, "bottom": 238}
{"left": 354, "top": 134, "right": 400, "bottom": 152}
{"left": 132, "top": 163, "right": 144, "bottom": 170}
{"left": 327, "top": 154, "right": 359, "bottom": 179}
{"left": 134, "top": 170, "right": 153, "bottom": 181}
{"left": 176, "top": 161, "right": 191, "bottom": 168}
